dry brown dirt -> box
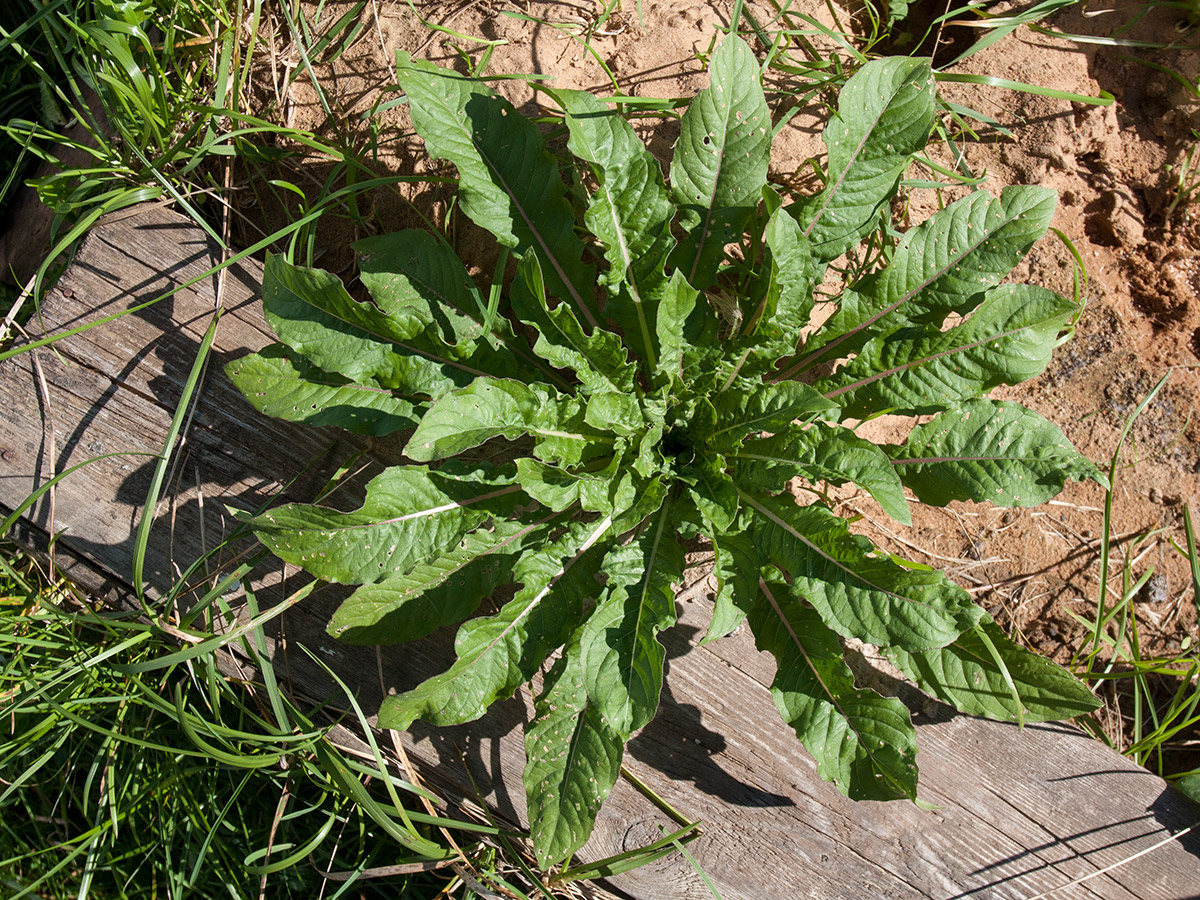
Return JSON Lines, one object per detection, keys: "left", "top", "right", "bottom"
{"left": 242, "top": 0, "right": 1200, "bottom": 767}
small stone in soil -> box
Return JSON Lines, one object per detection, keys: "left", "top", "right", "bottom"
{"left": 1138, "top": 573, "right": 1169, "bottom": 604}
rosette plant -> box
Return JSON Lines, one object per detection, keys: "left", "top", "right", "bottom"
{"left": 227, "top": 36, "right": 1102, "bottom": 867}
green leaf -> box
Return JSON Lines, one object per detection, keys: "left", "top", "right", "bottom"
{"left": 260, "top": 253, "right": 522, "bottom": 395}
{"left": 579, "top": 502, "right": 684, "bottom": 736}
{"left": 733, "top": 423, "right": 911, "bottom": 525}
{"left": 327, "top": 517, "right": 547, "bottom": 644}
{"left": 249, "top": 464, "right": 522, "bottom": 585}
{"left": 612, "top": 477, "right": 671, "bottom": 537}
{"left": 683, "top": 455, "right": 741, "bottom": 533}
{"left": 551, "top": 88, "right": 674, "bottom": 291}
{"left": 1174, "top": 773, "right": 1200, "bottom": 806}
{"left": 679, "top": 298, "right": 726, "bottom": 392}
{"left": 669, "top": 35, "right": 771, "bottom": 290}
{"left": 793, "top": 57, "right": 935, "bottom": 263}
{"left": 886, "top": 399, "right": 1106, "bottom": 507}
{"left": 225, "top": 345, "right": 420, "bottom": 436}
{"left": 584, "top": 392, "right": 643, "bottom": 435}
{"left": 887, "top": 614, "right": 1100, "bottom": 722}
{"left": 405, "top": 377, "right": 606, "bottom": 466}
{"left": 516, "top": 457, "right": 636, "bottom": 516}
{"left": 750, "top": 574, "right": 918, "bottom": 800}
{"left": 744, "top": 491, "right": 980, "bottom": 650}
{"left": 354, "top": 230, "right": 546, "bottom": 379}
{"left": 551, "top": 87, "right": 675, "bottom": 369}
{"left": 396, "top": 52, "right": 598, "bottom": 328}
{"left": 734, "top": 207, "right": 815, "bottom": 373}
{"left": 262, "top": 253, "right": 429, "bottom": 385}
{"left": 818, "top": 284, "right": 1077, "bottom": 419}
{"left": 886, "top": 0, "right": 915, "bottom": 26}
{"left": 653, "top": 270, "right": 700, "bottom": 386}
{"left": 633, "top": 424, "right": 667, "bottom": 479}
{"left": 702, "top": 381, "right": 836, "bottom": 448}
{"left": 380, "top": 515, "right": 614, "bottom": 729}
{"left": 795, "top": 186, "right": 1057, "bottom": 373}
{"left": 510, "top": 253, "right": 636, "bottom": 394}
{"left": 703, "top": 529, "right": 757, "bottom": 644}
{"left": 525, "top": 640, "right": 625, "bottom": 869}
{"left": 353, "top": 229, "right": 483, "bottom": 348}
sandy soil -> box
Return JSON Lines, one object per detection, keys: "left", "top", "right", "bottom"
{"left": 242, "top": 0, "right": 1200, "bottom": 766}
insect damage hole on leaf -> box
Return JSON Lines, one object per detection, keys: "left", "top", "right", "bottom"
{"left": 229, "top": 33, "right": 1103, "bottom": 870}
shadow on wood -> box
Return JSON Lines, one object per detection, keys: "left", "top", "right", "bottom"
{"left": 3, "top": 205, "right": 1200, "bottom": 900}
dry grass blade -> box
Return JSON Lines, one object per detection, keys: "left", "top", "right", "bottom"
{"left": 1022, "top": 823, "right": 1197, "bottom": 900}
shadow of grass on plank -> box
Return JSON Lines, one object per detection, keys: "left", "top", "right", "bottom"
{"left": 0, "top": 543, "right": 515, "bottom": 900}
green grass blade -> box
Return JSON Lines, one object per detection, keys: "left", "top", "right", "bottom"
{"left": 936, "top": 72, "right": 1114, "bottom": 106}
{"left": 131, "top": 308, "right": 222, "bottom": 609}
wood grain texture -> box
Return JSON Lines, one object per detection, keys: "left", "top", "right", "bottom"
{"left": 2, "top": 205, "right": 1199, "bottom": 900}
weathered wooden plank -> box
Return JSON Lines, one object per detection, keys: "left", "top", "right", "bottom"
{"left": 2, "top": 206, "right": 1199, "bottom": 900}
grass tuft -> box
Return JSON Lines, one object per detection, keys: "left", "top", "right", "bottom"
{"left": 1070, "top": 375, "right": 1200, "bottom": 793}
{"left": 0, "top": 542, "right": 541, "bottom": 899}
